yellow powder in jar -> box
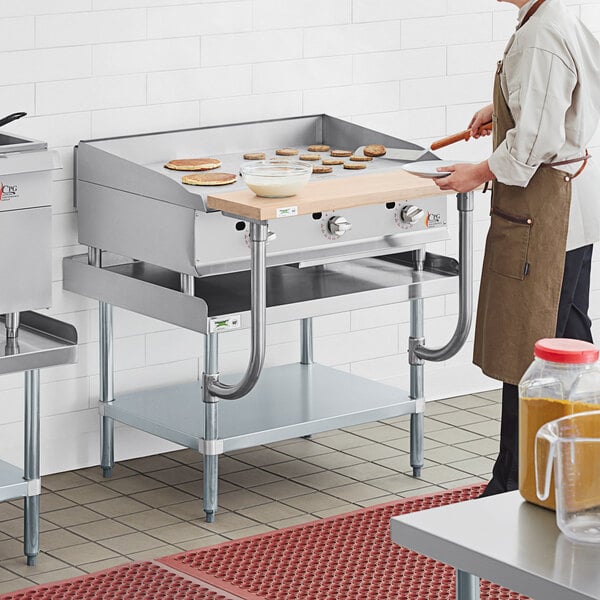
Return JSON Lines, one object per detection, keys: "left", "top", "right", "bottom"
{"left": 519, "top": 397, "right": 600, "bottom": 510}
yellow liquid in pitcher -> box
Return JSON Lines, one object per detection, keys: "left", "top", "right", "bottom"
{"left": 519, "top": 397, "right": 600, "bottom": 510}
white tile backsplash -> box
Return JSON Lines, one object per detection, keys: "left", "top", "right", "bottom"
{"left": 0, "top": 1, "right": 596, "bottom": 474}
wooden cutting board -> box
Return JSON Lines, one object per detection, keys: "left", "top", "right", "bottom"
{"left": 207, "top": 170, "right": 447, "bottom": 221}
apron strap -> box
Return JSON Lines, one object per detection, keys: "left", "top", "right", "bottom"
{"left": 541, "top": 150, "right": 591, "bottom": 181}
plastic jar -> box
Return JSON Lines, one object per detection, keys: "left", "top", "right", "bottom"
{"left": 519, "top": 338, "right": 600, "bottom": 509}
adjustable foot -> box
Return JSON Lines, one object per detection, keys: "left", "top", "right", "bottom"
{"left": 26, "top": 555, "right": 36, "bottom": 566}
{"left": 412, "top": 467, "right": 422, "bottom": 478}
{"left": 102, "top": 467, "right": 112, "bottom": 478}
{"left": 205, "top": 511, "right": 215, "bottom": 523}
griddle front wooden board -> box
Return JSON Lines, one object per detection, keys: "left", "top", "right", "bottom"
{"left": 206, "top": 170, "right": 446, "bottom": 221}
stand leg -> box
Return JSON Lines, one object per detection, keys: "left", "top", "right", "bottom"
{"left": 456, "top": 570, "right": 479, "bottom": 600}
{"left": 24, "top": 369, "right": 40, "bottom": 566}
{"left": 410, "top": 249, "right": 426, "bottom": 478}
{"left": 300, "top": 318, "right": 313, "bottom": 439}
{"left": 203, "top": 333, "right": 219, "bottom": 523}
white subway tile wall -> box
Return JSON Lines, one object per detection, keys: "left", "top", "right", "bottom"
{"left": 0, "top": 0, "right": 598, "bottom": 474}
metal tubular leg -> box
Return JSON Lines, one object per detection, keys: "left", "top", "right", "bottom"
{"left": 90, "top": 248, "right": 115, "bottom": 478}
{"left": 410, "top": 249, "right": 426, "bottom": 478}
{"left": 24, "top": 369, "right": 40, "bottom": 566}
{"left": 456, "top": 570, "right": 480, "bottom": 600}
{"left": 300, "top": 318, "right": 314, "bottom": 365}
{"left": 5, "top": 312, "right": 20, "bottom": 339}
{"left": 180, "top": 273, "right": 195, "bottom": 295}
{"left": 203, "top": 333, "right": 219, "bottom": 523}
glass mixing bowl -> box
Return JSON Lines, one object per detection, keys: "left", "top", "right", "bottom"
{"left": 241, "top": 159, "right": 312, "bottom": 198}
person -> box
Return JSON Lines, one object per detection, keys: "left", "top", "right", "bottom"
{"left": 433, "top": 0, "right": 600, "bottom": 496}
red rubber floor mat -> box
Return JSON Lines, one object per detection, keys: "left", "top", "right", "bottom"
{"left": 160, "top": 484, "right": 531, "bottom": 600}
{"left": 0, "top": 561, "right": 241, "bottom": 600}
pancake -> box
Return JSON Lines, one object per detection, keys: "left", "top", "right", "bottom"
{"left": 300, "top": 154, "right": 321, "bottom": 161}
{"left": 276, "top": 148, "right": 299, "bottom": 156}
{"left": 308, "top": 144, "right": 330, "bottom": 152}
{"left": 165, "top": 158, "right": 221, "bottom": 171}
{"left": 349, "top": 155, "right": 373, "bottom": 162}
{"left": 312, "top": 165, "right": 333, "bottom": 174}
{"left": 322, "top": 158, "right": 344, "bottom": 166}
{"left": 243, "top": 152, "right": 266, "bottom": 160}
{"left": 343, "top": 163, "right": 367, "bottom": 170}
{"left": 363, "top": 144, "right": 386, "bottom": 157}
{"left": 182, "top": 172, "right": 237, "bottom": 186}
{"left": 330, "top": 150, "right": 352, "bottom": 157}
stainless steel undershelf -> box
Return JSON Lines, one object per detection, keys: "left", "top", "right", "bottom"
{"left": 63, "top": 252, "right": 458, "bottom": 334}
{"left": 104, "top": 363, "right": 414, "bottom": 453}
{"left": 0, "top": 460, "right": 30, "bottom": 502}
{"left": 0, "top": 312, "right": 78, "bottom": 375}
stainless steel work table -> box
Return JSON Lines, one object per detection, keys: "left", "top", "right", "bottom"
{"left": 390, "top": 490, "right": 600, "bottom": 600}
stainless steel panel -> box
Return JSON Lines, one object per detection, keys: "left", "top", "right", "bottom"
{"left": 105, "top": 363, "right": 415, "bottom": 452}
{"left": 0, "top": 207, "right": 51, "bottom": 313}
{"left": 0, "top": 312, "right": 78, "bottom": 375}
{"left": 0, "top": 132, "right": 47, "bottom": 154}
{"left": 63, "top": 252, "right": 458, "bottom": 334}
{"left": 0, "top": 460, "right": 29, "bottom": 502}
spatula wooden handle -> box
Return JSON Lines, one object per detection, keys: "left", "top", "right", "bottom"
{"left": 430, "top": 121, "right": 492, "bottom": 151}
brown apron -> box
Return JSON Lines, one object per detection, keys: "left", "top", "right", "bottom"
{"left": 473, "top": 60, "right": 572, "bottom": 385}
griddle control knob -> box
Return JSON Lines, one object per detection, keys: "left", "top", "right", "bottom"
{"left": 400, "top": 205, "right": 425, "bottom": 225}
{"left": 327, "top": 216, "right": 352, "bottom": 237}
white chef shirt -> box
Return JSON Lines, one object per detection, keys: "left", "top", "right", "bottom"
{"left": 487, "top": 0, "right": 600, "bottom": 251}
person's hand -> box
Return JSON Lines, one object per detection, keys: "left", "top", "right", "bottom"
{"left": 433, "top": 161, "right": 495, "bottom": 193}
{"left": 468, "top": 104, "right": 493, "bottom": 138}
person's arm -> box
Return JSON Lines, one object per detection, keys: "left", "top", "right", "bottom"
{"left": 488, "top": 46, "right": 577, "bottom": 187}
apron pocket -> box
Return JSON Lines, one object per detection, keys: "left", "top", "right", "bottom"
{"left": 489, "top": 210, "right": 532, "bottom": 280}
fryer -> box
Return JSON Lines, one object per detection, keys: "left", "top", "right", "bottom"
{"left": 63, "top": 114, "right": 473, "bottom": 522}
{"left": 0, "top": 130, "right": 78, "bottom": 564}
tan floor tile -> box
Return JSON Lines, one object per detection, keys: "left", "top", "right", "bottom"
{"left": 420, "top": 464, "right": 473, "bottom": 485}
{"left": 343, "top": 444, "right": 401, "bottom": 462}
{"left": 42, "top": 471, "right": 91, "bottom": 492}
{"left": 263, "top": 460, "right": 322, "bottom": 479}
{"left": 0, "top": 518, "right": 57, "bottom": 539}
{"left": 449, "top": 456, "right": 495, "bottom": 477}
{"left": 123, "top": 454, "right": 182, "bottom": 473}
{"left": 274, "top": 439, "right": 333, "bottom": 459}
{"left": 201, "top": 511, "right": 258, "bottom": 535}
{"left": 103, "top": 474, "right": 165, "bottom": 495}
{"left": 316, "top": 432, "right": 371, "bottom": 451}
{"left": 355, "top": 425, "right": 406, "bottom": 443}
{"left": 160, "top": 500, "right": 207, "bottom": 522}
{"left": 236, "top": 448, "right": 293, "bottom": 468}
{"left": 295, "top": 470, "right": 355, "bottom": 491}
{"left": 242, "top": 502, "right": 302, "bottom": 524}
{"left": 422, "top": 417, "right": 454, "bottom": 432}
{"left": 99, "top": 531, "right": 165, "bottom": 554}
{"left": 40, "top": 493, "right": 76, "bottom": 512}
{"left": 424, "top": 428, "right": 482, "bottom": 445}
{"left": 314, "top": 503, "right": 358, "bottom": 518}
{"left": 0, "top": 565, "right": 16, "bottom": 583}
{"left": 76, "top": 464, "right": 137, "bottom": 482}
{"left": 368, "top": 473, "right": 432, "bottom": 494}
{"left": 439, "top": 394, "right": 493, "bottom": 410}
{"left": 56, "top": 483, "right": 121, "bottom": 505}
{"left": 148, "top": 522, "right": 212, "bottom": 545}
{"left": 468, "top": 404, "right": 502, "bottom": 419}
{"left": 282, "top": 492, "right": 348, "bottom": 514}
{"left": 269, "top": 514, "right": 317, "bottom": 529}
{"left": 30, "top": 566, "right": 85, "bottom": 584}
{"left": 68, "top": 519, "right": 137, "bottom": 541}
{"left": 115, "top": 509, "right": 180, "bottom": 531}
{"left": 430, "top": 411, "right": 490, "bottom": 427}
{"left": 456, "top": 438, "right": 499, "bottom": 456}
{"left": 218, "top": 489, "right": 271, "bottom": 511}
{"left": 474, "top": 389, "right": 502, "bottom": 402}
{"left": 49, "top": 542, "right": 119, "bottom": 566}
{"left": 78, "top": 556, "right": 131, "bottom": 573}
{"left": 375, "top": 455, "right": 416, "bottom": 472}
{"left": 357, "top": 494, "right": 399, "bottom": 507}
{"left": 0, "top": 578, "right": 32, "bottom": 594}
{"left": 0, "top": 504, "right": 22, "bottom": 522}
{"left": 222, "top": 468, "right": 281, "bottom": 488}
{"left": 39, "top": 529, "right": 88, "bottom": 551}
{"left": 126, "top": 544, "right": 180, "bottom": 561}
{"left": 425, "top": 446, "right": 478, "bottom": 465}
{"left": 303, "top": 452, "right": 362, "bottom": 470}
{"left": 1, "top": 553, "right": 70, "bottom": 577}
{"left": 420, "top": 401, "right": 458, "bottom": 416}
{"left": 462, "top": 420, "right": 502, "bottom": 437}
{"left": 164, "top": 448, "right": 203, "bottom": 465}
{"left": 440, "top": 476, "right": 487, "bottom": 489}
{"left": 86, "top": 497, "right": 148, "bottom": 518}
{"left": 131, "top": 486, "right": 195, "bottom": 508}
{"left": 225, "top": 524, "right": 274, "bottom": 539}
{"left": 326, "top": 482, "right": 390, "bottom": 503}
{"left": 42, "top": 506, "right": 103, "bottom": 528}
{"left": 252, "top": 480, "right": 313, "bottom": 500}
{"left": 218, "top": 456, "right": 253, "bottom": 475}
{"left": 148, "top": 465, "right": 200, "bottom": 486}
{"left": 177, "top": 534, "right": 228, "bottom": 550}
{"left": 337, "top": 462, "right": 397, "bottom": 482}
{"left": 396, "top": 485, "right": 445, "bottom": 498}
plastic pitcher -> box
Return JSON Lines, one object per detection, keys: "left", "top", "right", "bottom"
{"left": 536, "top": 411, "right": 600, "bottom": 543}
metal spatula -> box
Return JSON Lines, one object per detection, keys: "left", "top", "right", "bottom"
{"left": 353, "top": 146, "right": 428, "bottom": 162}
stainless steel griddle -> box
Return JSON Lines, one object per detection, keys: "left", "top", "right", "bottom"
{"left": 0, "top": 130, "right": 78, "bottom": 564}
{"left": 63, "top": 114, "right": 473, "bottom": 522}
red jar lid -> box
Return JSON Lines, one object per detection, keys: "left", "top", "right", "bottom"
{"left": 534, "top": 338, "right": 599, "bottom": 364}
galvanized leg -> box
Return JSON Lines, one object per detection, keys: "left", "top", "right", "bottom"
{"left": 24, "top": 369, "right": 40, "bottom": 566}
{"left": 456, "top": 569, "right": 479, "bottom": 600}
{"left": 300, "top": 318, "right": 313, "bottom": 439}
{"left": 409, "top": 248, "right": 426, "bottom": 478}
{"left": 90, "top": 248, "right": 115, "bottom": 478}
{"left": 5, "top": 312, "right": 20, "bottom": 339}
{"left": 203, "top": 332, "right": 219, "bottom": 523}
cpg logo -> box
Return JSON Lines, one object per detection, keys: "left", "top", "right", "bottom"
{"left": 0, "top": 182, "right": 18, "bottom": 201}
